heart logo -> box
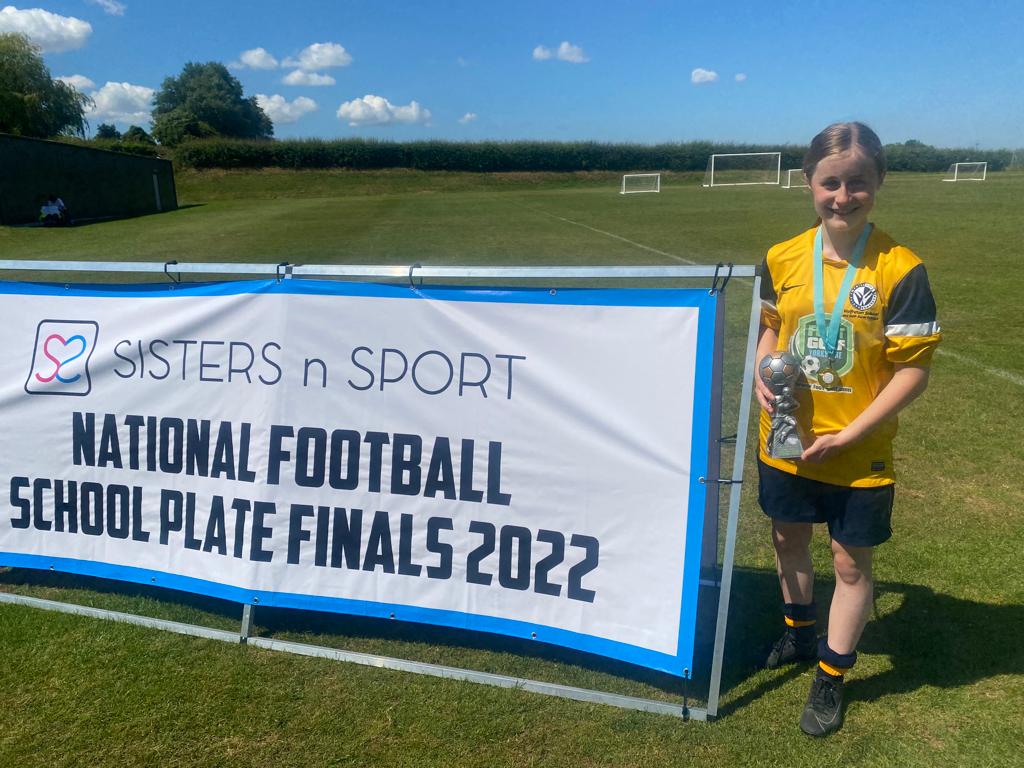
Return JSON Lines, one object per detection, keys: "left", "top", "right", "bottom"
{"left": 35, "top": 333, "right": 87, "bottom": 383}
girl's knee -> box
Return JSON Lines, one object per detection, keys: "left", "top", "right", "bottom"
{"left": 772, "top": 522, "right": 812, "bottom": 553}
{"left": 832, "top": 540, "right": 873, "bottom": 584}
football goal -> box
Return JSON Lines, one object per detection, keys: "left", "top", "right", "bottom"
{"left": 782, "top": 168, "right": 807, "bottom": 189}
{"left": 943, "top": 162, "right": 987, "bottom": 182}
{"left": 703, "top": 152, "right": 781, "bottom": 187}
{"left": 620, "top": 173, "right": 661, "bottom": 194}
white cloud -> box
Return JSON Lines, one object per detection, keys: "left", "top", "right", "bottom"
{"left": 458, "top": 112, "right": 477, "bottom": 124}
{"left": 556, "top": 41, "right": 589, "bottom": 63}
{"left": 86, "top": 0, "right": 125, "bottom": 16}
{"left": 284, "top": 42, "right": 352, "bottom": 71}
{"left": 236, "top": 47, "right": 278, "bottom": 70}
{"left": 86, "top": 81, "right": 154, "bottom": 125}
{"left": 256, "top": 94, "right": 317, "bottom": 124}
{"left": 0, "top": 5, "right": 92, "bottom": 52}
{"left": 337, "top": 95, "right": 431, "bottom": 127}
{"left": 735, "top": 73, "right": 747, "bottom": 82}
{"left": 691, "top": 67, "right": 718, "bottom": 84}
{"left": 534, "top": 41, "right": 590, "bottom": 64}
{"left": 282, "top": 69, "right": 335, "bottom": 86}
{"left": 57, "top": 74, "right": 95, "bottom": 91}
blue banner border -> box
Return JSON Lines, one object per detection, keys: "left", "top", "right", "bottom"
{"left": 0, "top": 278, "right": 718, "bottom": 677}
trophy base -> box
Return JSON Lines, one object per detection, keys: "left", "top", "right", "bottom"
{"left": 769, "top": 437, "right": 804, "bottom": 460}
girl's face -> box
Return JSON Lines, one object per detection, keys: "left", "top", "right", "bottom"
{"left": 806, "top": 149, "right": 883, "bottom": 237}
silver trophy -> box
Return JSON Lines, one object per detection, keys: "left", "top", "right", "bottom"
{"left": 759, "top": 351, "right": 805, "bottom": 459}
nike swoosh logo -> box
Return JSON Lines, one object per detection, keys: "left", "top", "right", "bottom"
{"left": 779, "top": 282, "right": 805, "bottom": 293}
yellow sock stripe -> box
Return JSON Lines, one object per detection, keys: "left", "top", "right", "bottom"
{"left": 784, "top": 617, "right": 816, "bottom": 628}
{"left": 818, "top": 660, "right": 849, "bottom": 678}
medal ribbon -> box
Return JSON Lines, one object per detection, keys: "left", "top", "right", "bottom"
{"left": 813, "top": 223, "right": 872, "bottom": 360}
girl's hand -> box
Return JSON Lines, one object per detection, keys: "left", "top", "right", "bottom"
{"left": 801, "top": 432, "right": 849, "bottom": 463}
{"left": 755, "top": 377, "right": 776, "bottom": 414}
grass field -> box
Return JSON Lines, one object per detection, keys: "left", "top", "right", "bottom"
{"left": 1, "top": 169, "right": 1022, "bottom": 767}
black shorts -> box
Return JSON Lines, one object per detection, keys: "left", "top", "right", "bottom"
{"left": 757, "top": 459, "right": 894, "bottom": 547}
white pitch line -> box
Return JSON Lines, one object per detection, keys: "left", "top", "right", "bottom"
{"left": 935, "top": 348, "right": 1024, "bottom": 388}
{"left": 535, "top": 209, "right": 697, "bottom": 264}
{"left": 529, "top": 207, "right": 761, "bottom": 286}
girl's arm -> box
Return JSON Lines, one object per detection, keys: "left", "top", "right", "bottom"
{"left": 801, "top": 363, "right": 930, "bottom": 463}
{"left": 754, "top": 324, "right": 780, "bottom": 413}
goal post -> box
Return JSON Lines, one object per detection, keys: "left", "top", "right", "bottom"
{"left": 702, "top": 152, "right": 781, "bottom": 187}
{"left": 781, "top": 168, "right": 807, "bottom": 189}
{"left": 943, "top": 161, "right": 987, "bottom": 182}
{"left": 621, "top": 173, "right": 661, "bottom": 194}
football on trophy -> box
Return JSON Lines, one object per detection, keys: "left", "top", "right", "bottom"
{"left": 759, "top": 351, "right": 800, "bottom": 388}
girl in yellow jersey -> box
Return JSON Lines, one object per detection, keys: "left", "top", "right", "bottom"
{"left": 755, "top": 122, "right": 941, "bottom": 736}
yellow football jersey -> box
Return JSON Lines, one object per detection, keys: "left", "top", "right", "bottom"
{"left": 759, "top": 226, "right": 942, "bottom": 487}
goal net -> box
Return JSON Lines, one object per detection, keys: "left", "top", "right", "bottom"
{"left": 702, "top": 152, "right": 781, "bottom": 187}
{"left": 782, "top": 168, "right": 807, "bottom": 189}
{"left": 621, "top": 173, "right": 661, "bottom": 194}
{"left": 943, "top": 162, "right": 987, "bottom": 182}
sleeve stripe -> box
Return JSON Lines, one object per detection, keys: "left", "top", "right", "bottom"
{"left": 885, "top": 321, "right": 941, "bottom": 337}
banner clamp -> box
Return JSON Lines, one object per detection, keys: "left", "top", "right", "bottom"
{"left": 699, "top": 476, "right": 743, "bottom": 485}
{"left": 163, "top": 260, "right": 180, "bottom": 283}
{"left": 709, "top": 262, "right": 733, "bottom": 295}
{"left": 408, "top": 262, "right": 423, "bottom": 288}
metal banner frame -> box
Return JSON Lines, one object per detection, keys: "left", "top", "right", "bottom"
{"left": 0, "top": 259, "right": 761, "bottom": 722}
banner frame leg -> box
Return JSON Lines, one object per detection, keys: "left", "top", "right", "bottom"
{"left": 703, "top": 273, "right": 761, "bottom": 719}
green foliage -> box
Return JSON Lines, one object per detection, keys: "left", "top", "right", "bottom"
{"left": 151, "top": 62, "right": 272, "bottom": 146}
{"left": 55, "top": 135, "right": 161, "bottom": 157}
{"left": 122, "top": 124, "right": 155, "bottom": 144}
{"left": 0, "top": 33, "right": 92, "bottom": 138}
{"left": 170, "top": 137, "right": 1014, "bottom": 173}
{"left": 173, "top": 138, "right": 806, "bottom": 171}
{"left": 885, "top": 140, "right": 1012, "bottom": 172}
{"left": 95, "top": 123, "right": 121, "bottom": 140}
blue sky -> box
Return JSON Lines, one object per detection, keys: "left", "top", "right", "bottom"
{"left": 4, "top": 0, "right": 1023, "bottom": 148}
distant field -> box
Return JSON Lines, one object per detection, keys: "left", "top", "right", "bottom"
{"left": 1, "top": 169, "right": 1022, "bottom": 767}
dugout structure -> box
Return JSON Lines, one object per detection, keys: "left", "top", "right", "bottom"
{"left": 0, "top": 259, "right": 761, "bottom": 722}
{"left": 0, "top": 134, "right": 177, "bottom": 225}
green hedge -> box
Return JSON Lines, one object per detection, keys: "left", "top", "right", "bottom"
{"left": 56, "top": 136, "right": 163, "bottom": 158}
{"left": 173, "top": 138, "right": 804, "bottom": 172}
{"left": 170, "top": 137, "right": 1016, "bottom": 173}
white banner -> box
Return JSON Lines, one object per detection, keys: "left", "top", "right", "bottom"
{"left": 0, "top": 279, "right": 719, "bottom": 675}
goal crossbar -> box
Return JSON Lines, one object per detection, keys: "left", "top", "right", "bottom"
{"left": 703, "top": 152, "right": 781, "bottom": 187}
{"left": 943, "top": 161, "right": 987, "bottom": 182}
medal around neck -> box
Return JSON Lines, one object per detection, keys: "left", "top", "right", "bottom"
{"left": 817, "top": 362, "right": 841, "bottom": 390}
{"left": 759, "top": 351, "right": 805, "bottom": 459}
{"left": 812, "top": 223, "right": 871, "bottom": 390}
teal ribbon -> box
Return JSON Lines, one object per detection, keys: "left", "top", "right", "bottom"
{"left": 813, "top": 224, "right": 872, "bottom": 360}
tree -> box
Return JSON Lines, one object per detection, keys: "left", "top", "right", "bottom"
{"left": 0, "top": 33, "right": 92, "bottom": 138}
{"left": 151, "top": 61, "right": 272, "bottom": 145}
{"left": 122, "top": 125, "right": 155, "bottom": 144}
{"left": 95, "top": 123, "right": 121, "bottom": 139}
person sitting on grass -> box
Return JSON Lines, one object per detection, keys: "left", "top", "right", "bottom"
{"left": 39, "top": 194, "right": 69, "bottom": 226}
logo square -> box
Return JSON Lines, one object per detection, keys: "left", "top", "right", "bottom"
{"left": 25, "top": 320, "right": 100, "bottom": 397}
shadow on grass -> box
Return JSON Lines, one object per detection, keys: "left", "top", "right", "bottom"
{"left": 718, "top": 566, "right": 1024, "bottom": 716}
{"left": 3, "top": 564, "right": 1018, "bottom": 715}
